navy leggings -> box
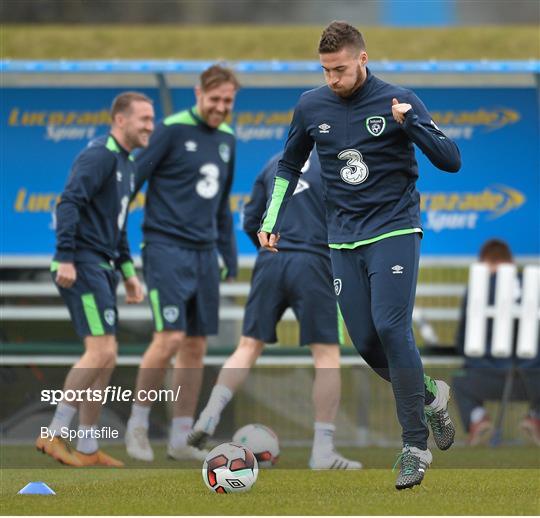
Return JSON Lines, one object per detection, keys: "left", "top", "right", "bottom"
{"left": 330, "top": 233, "right": 428, "bottom": 449}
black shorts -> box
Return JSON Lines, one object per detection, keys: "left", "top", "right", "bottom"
{"left": 242, "top": 251, "right": 342, "bottom": 346}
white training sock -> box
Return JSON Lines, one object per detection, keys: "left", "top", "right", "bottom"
{"left": 49, "top": 402, "right": 77, "bottom": 435}
{"left": 312, "top": 422, "right": 336, "bottom": 457}
{"left": 204, "top": 384, "right": 233, "bottom": 418}
{"left": 426, "top": 380, "right": 443, "bottom": 410}
{"left": 128, "top": 403, "right": 151, "bottom": 429}
{"left": 77, "top": 425, "right": 98, "bottom": 454}
{"left": 169, "top": 416, "right": 194, "bottom": 449}
{"left": 470, "top": 406, "right": 487, "bottom": 424}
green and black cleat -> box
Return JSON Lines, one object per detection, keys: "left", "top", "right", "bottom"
{"left": 394, "top": 446, "right": 432, "bottom": 490}
{"left": 425, "top": 380, "right": 456, "bottom": 450}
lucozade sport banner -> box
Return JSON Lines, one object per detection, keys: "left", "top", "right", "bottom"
{"left": 2, "top": 86, "right": 538, "bottom": 258}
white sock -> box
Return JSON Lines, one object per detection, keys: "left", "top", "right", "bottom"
{"left": 470, "top": 406, "right": 487, "bottom": 424}
{"left": 312, "top": 422, "right": 335, "bottom": 457}
{"left": 427, "top": 380, "right": 448, "bottom": 411}
{"left": 128, "top": 403, "right": 151, "bottom": 429}
{"left": 407, "top": 446, "right": 433, "bottom": 464}
{"left": 204, "top": 384, "right": 233, "bottom": 418}
{"left": 169, "top": 416, "right": 194, "bottom": 449}
{"left": 77, "top": 425, "right": 98, "bottom": 454}
{"left": 49, "top": 402, "right": 77, "bottom": 435}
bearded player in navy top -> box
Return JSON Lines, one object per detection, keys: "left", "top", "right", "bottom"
{"left": 259, "top": 22, "right": 461, "bottom": 490}
{"left": 37, "top": 92, "right": 154, "bottom": 468}
{"left": 125, "top": 65, "right": 239, "bottom": 463}
{"left": 189, "top": 152, "right": 361, "bottom": 470}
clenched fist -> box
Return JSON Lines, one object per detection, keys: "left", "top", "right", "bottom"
{"left": 391, "top": 98, "right": 412, "bottom": 124}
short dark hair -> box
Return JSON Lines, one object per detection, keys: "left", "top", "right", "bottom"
{"left": 319, "top": 21, "right": 366, "bottom": 54}
{"left": 110, "top": 91, "right": 153, "bottom": 121}
{"left": 200, "top": 64, "right": 240, "bottom": 92}
{"left": 479, "top": 239, "right": 513, "bottom": 264}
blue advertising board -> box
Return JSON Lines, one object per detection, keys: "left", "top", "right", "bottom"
{"left": 1, "top": 85, "right": 538, "bottom": 258}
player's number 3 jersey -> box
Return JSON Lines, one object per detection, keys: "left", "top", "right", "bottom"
{"left": 262, "top": 68, "right": 461, "bottom": 246}
{"left": 134, "top": 107, "right": 237, "bottom": 277}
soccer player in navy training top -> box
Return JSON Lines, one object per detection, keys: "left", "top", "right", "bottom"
{"left": 258, "top": 22, "right": 461, "bottom": 489}
{"left": 125, "top": 65, "right": 239, "bottom": 462}
{"left": 188, "top": 152, "right": 361, "bottom": 469}
{"left": 36, "top": 92, "right": 154, "bottom": 467}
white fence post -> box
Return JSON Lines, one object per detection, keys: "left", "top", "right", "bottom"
{"left": 465, "top": 263, "right": 540, "bottom": 359}
{"left": 464, "top": 263, "right": 490, "bottom": 357}
{"left": 517, "top": 265, "right": 540, "bottom": 359}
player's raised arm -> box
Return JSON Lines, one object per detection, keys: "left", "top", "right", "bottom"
{"left": 392, "top": 93, "right": 461, "bottom": 173}
{"left": 258, "top": 101, "right": 314, "bottom": 251}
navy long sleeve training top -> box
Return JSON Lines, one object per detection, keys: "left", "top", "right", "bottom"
{"left": 54, "top": 134, "right": 136, "bottom": 273}
{"left": 261, "top": 68, "right": 461, "bottom": 248}
{"left": 135, "top": 107, "right": 238, "bottom": 278}
{"left": 243, "top": 151, "right": 328, "bottom": 258}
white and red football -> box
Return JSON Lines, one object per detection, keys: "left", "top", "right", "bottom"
{"left": 232, "top": 424, "right": 280, "bottom": 468}
{"left": 202, "top": 442, "right": 258, "bottom": 494}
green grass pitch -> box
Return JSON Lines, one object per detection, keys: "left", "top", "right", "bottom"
{"left": 2, "top": 446, "right": 539, "bottom": 515}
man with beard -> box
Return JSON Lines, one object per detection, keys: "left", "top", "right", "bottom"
{"left": 258, "top": 21, "right": 461, "bottom": 489}
{"left": 125, "top": 65, "right": 239, "bottom": 462}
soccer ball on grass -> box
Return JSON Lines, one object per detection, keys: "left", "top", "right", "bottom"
{"left": 232, "top": 424, "right": 280, "bottom": 468}
{"left": 202, "top": 442, "right": 258, "bottom": 494}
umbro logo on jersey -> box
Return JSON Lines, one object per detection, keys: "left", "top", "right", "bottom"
{"left": 185, "top": 140, "right": 198, "bottom": 152}
{"left": 318, "top": 123, "right": 331, "bottom": 133}
{"left": 392, "top": 265, "right": 404, "bottom": 274}
{"left": 116, "top": 171, "right": 122, "bottom": 182}
{"left": 334, "top": 278, "right": 342, "bottom": 296}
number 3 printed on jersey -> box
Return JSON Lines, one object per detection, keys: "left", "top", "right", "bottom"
{"left": 196, "top": 163, "right": 220, "bottom": 199}
{"left": 337, "top": 149, "right": 369, "bottom": 185}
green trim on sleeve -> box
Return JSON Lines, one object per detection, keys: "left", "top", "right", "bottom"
{"left": 260, "top": 176, "right": 290, "bottom": 233}
{"left": 164, "top": 110, "right": 197, "bottom": 126}
{"left": 149, "top": 289, "right": 164, "bottom": 332}
{"left": 337, "top": 303, "right": 346, "bottom": 346}
{"left": 121, "top": 261, "right": 136, "bottom": 279}
{"left": 329, "top": 228, "right": 423, "bottom": 249}
{"left": 81, "top": 293, "right": 105, "bottom": 336}
{"left": 50, "top": 261, "right": 59, "bottom": 272}
{"left": 106, "top": 136, "right": 121, "bottom": 153}
{"left": 99, "top": 262, "right": 114, "bottom": 271}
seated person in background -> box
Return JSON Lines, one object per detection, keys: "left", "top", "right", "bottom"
{"left": 452, "top": 239, "right": 540, "bottom": 446}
